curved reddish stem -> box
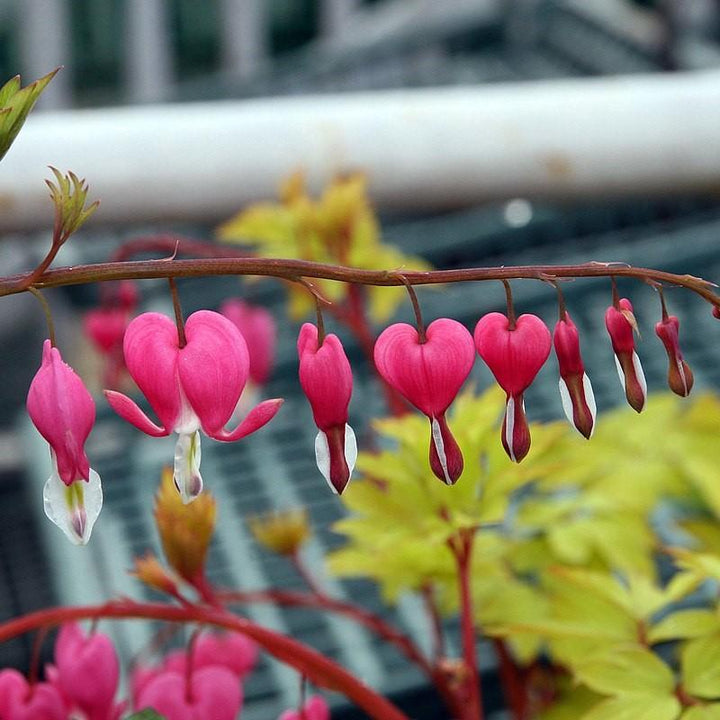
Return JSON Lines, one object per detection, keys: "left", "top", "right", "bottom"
{"left": 0, "top": 600, "right": 410, "bottom": 720}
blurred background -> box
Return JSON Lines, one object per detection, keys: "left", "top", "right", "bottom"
{"left": 2, "top": 1, "right": 720, "bottom": 718}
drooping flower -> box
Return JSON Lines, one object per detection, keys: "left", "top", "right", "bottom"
{"left": 474, "top": 312, "right": 551, "bottom": 463}
{"left": 135, "top": 666, "right": 242, "bottom": 720}
{"left": 105, "top": 311, "right": 283, "bottom": 503}
{"left": 605, "top": 297, "right": 646, "bottom": 412}
{"left": 26, "top": 340, "right": 102, "bottom": 544}
{"left": 553, "top": 311, "right": 596, "bottom": 438}
{"left": 220, "top": 299, "right": 276, "bottom": 385}
{"left": 655, "top": 313, "right": 693, "bottom": 397}
{"left": 0, "top": 669, "right": 66, "bottom": 720}
{"left": 278, "top": 695, "right": 331, "bottom": 720}
{"left": 297, "top": 323, "right": 356, "bottom": 494}
{"left": 52, "top": 622, "right": 121, "bottom": 720}
{"left": 374, "top": 318, "right": 475, "bottom": 484}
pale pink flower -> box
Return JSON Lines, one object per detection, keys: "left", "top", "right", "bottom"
{"left": 278, "top": 695, "right": 331, "bottom": 720}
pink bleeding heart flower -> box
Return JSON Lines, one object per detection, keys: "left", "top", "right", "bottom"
{"left": 278, "top": 695, "right": 331, "bottom": 720}
{"left": 298, "top": 323, "right": 356, "bottom": 494}
{"left": 0, "top": 669, "right": 66, "bottom": 720}
{"left": 26, "top": 340, "right": 102, "bottom": 544}
{"left": 194, "top": 632, "right": 258, "bottom": 679}
{"left": 605, "top": 298, "right": 646, "bottom": 412}
{"left": 374, "top": 318, "right": 475, "bottom": 484}
{"left": 135, "top": 666, "right": 242, "bottom": 720}
{"left": 655, "top": 313, "right": 693, "bottom": 397}
{"left": 220, "top": 299, "right": 276, "bottom": 385}
{"left": 475, "top": 312, "right": 551, "bottom": 463}
{"left": 553, "top": 311, "right": 596, "bottom": 438}
{"left": 105, "top": 311, "right": 283, "bottom": 503}
{"left": 53, "top": 622, "right": 120, "bottom": 720}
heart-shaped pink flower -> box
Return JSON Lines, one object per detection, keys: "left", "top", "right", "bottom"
{"left": 0, "top": 669, "right": 66, "bottom": 720}
{"left": 278, "top": 695, "right": 330, "bottom": 720}
{"left": 374, "top": 318, "right": 475, "bottom": 484}
{"left": 135, "top": 666, "right": 242, "bottom": 720}
{"left": 474, "top": 312, "right": 551, "bottom": 463}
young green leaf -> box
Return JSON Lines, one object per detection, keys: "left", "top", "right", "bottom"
{"left": 46, "top": 167, "right": 100, "bottom": 244}
{"left": 0, "top": 68, "right": 59, "bottom": 161}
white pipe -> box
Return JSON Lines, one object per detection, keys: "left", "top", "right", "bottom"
{"left": 2, "top": 71, "right": 720, "bottom": 232}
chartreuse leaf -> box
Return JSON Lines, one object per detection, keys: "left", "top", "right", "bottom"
{"left": 538, "top": 684, "right": 602, "bottom": 720}
{"left": 649, "top": 609, "right": 720, "bottom": 644}
{"left": 581, "top": 695, "right": 681, "bottom": 720}
{"left": 575, "top": 645, "right": 675, "bottom": 696}
{"left": 0, "top": 68, "right": 58, "bottom": 161}
{"left": 127, "top": 711, "right": 166, "bottom": 720}
{"left": 682, "top": 705, "right": 720, "bottom": 720}
{"left": 682, "top": 634, "right": 720, "bottom": 698}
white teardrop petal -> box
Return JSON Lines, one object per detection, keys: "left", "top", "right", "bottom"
{"left": 614, "top": 354, "right": 626, "bottom": 389}
{"left": 558, "top": 378, "right": 574, "bottom": 427}
{"left": 583, "top": 373, "right": 597, "bottom": 437}
{"left": 174, "top": 431, "right": 203, "bottom": 504}
{"left": 431, "top": 416, "right": 451, "bottom": 485}
{"left": 314, "top": 430, "right": 336, "bottom": 494}
{"left": 43, "top": 469, "right": 103, "bottom": 546}
{"left": 632, "top": 351, "right": 647, "bottom": 401}
{"left": 505, "top": 396, "right": 517, "bottom": 463}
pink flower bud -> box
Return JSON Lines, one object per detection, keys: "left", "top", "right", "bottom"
{"left": 26, "top": 340, "right": 102, "bottom": 544}
{"left": 0, "top": 669, "right": 66, "bottom": 720}
{"left": 194, "top": 632, "right": 258, "bottom": 678}
{"left": 474, "top": 312, "right": 551, "bottom": 463}
{"left": 135, "top": 667, "right": 242, "bottom": 720}
{"left": 220, "top": 299, "right": 276, "bottom": 385}
{"left": 105, "top": 311, "right": 283, "bottom": 502}
{"left": 54, "top": 622, "right": 120, "bottom": 719}
{"left": 605, "top": 298, "right": 646, "bottom": 412}
{"left": 297, "top": 323, "right": 356, "bottom": 494}
{"left": 374, "top": 319, "right": 475, "bottom": 484}
{"left": 553, "top": 313, "right": 596, "bottom": 438}
{"left": 278, "top": 695, "right": 331, "bottom": 720}
{"left": 655, "top": 314, "right": 693, "bottom": 397}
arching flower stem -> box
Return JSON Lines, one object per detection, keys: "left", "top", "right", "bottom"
{"left": 0, "top": 600, "right": 412, "bottom": 720}
{"left": 27, "top": 287, "right": 56, "bottom": 347}
{"left": 168, "top": 277, "right": 187, "bottom": 348}
{"left": 503, "top": 280, "right": 516, "bottom": 330}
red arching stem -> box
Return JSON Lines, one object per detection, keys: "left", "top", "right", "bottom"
{"left": 0, "top": 601, "right": 411, "bottom": 720}
{"left": 449, "top": 529, "right": 483, "bottom": 720}
{"left": 492, "top": 638, "right": 528, "bottom": 720}
{"left": 4, "top": 258, "right": 717, "bottom": 307}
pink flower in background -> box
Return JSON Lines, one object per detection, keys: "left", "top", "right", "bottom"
{"left": 220, "top": 299, "right": 276, "bottom": 385}
{"left": 655, "top": 313, "right": 693, "bottom": 397}
{"left": 475, "top": 312, "right": 551, "bottom": 463}
{"left": 553, "top": 312, "right": 596, "bottom": 438}
{"left": 374, "top": 318, "right": 474, "bottom": 484}
{"left": 105, "top": 311, "right": 283, "bottom": 503}
{"left": 298, "top": 323, "right": 356, "bottom": 494}
{"left": 0, "top": 669, "right": 66, "bottom": 720}
{"left": 52, "top": 622, "right": 121, "bottom": 720}
{"left": 26, "top": 340, "right": 102, "bottom": 544}
{"left": 278, "top": 695, "right": 331, "bottom": 720}
{"left": 605, "top": 298, "right": 646, "bottom": 412}
{"left": 135, "top": 666, "right": 242, "bottom": 720}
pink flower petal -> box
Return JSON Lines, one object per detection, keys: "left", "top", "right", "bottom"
{"left": 122, "top": 312, "right": 183, "bottom": 432}
{"left": 104, "top": 390, "right": 169, "bottom": 437}
{"left": 211, "top": 398, "right": 283, "bottom": 442}
{"left": 27, "top": 340, "right": 95, "bottom": 485}
{"left": 221, "top": 299, "right": 276, "bottom": 385}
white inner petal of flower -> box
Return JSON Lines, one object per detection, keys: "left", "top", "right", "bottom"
{"left": 505, "top": 396, "right": 516, "bottom": 463}
{"left": 613, "top": 354, "right": 626, "bottom": 389}
{"left": 632, "top": 351, "right": 647, "bottom": 399}
{"left": 431, "top": 416, "right": 451, "bottom": 485}
{"left": 584, "top": 373, "right": 597, "bottom": 433}
{"left": 557, "top": 374, "right": 597, "bottom": 437}
{"left": 173, "top": 382, "right": 201, "bottom": 435}
{"left": 174, "top": 430, "right": 203, "bottom": 504}
{"left": 314, "top": 424, "right": 357, "bottom": 493}
{"left": 43, "top": 466, "right": 103, "bottom": 546}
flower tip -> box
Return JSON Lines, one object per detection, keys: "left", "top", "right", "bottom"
{"left": 315, "top": 424, "right": 357, "bottom": 494}
{"left": 43, "top": 470, "right": 102, "bottom": 545}
{"left": 502, "top": 395, "right": 531, "bottom": 463}
{"left": 429, "top": 415, "right": 463, "bottom": 484}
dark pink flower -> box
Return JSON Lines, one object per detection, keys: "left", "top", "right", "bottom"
{"left": 135, "top": 666, "right": 242, "bottom": 720}
{"left": 26, "top": 340, "right": 102, "bottom": 544}
{"left": 220, "top": 299, "right": 276, "bottom": 385}
{"left": 474, "top": 312, "right": 551, "bottom": 463}
{"left": 374, "top": 319, "right": 475, "bottom": 484}
{"left": 553, "top": 312, "right": 596, "bottom": 438}
{"left": 297, "top": 323, "right": 355, "bottom": 494}
{"left": 605, "top": 298, "right": 646, "bottom": 412}
{"left": 655, "top": 314, "right": 693, "bottom": 397}
{"left": 105, "top": 311, "right": 283, "bottom": 502}
{"left": 278, "top": 695, "right": 331, "bottom": 720}
{"left": 0, "top": 669, "right": 66, "bottom": 720}
{"left": 53, "top": 622, "right": 120, "bottom": 720}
